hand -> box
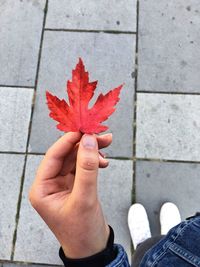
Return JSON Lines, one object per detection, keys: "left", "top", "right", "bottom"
{"left": 29, "top": 132, "right": 112, "bottom": 258}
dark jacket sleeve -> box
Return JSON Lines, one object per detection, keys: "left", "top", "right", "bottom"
{"left": 59, "top": 225, "right": 119, "bottom": 267}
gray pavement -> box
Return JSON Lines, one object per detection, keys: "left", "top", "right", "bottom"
{"left": 0, "top": 0, "right": 200, "bottom": 266}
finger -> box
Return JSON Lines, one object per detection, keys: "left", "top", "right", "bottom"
{"left": 36, "top": 132, "right": 82, "bottom": 180}
{"left": 96, "top": 133, "right": 112, "bottom": 149}
{"left": 99, "top": 153, "right": 109, "bottom": 168}
{"left": 59, "top": 134, "right": 112, "bottom": 175}
{"left": 67, "top": 152, "right": 109, "bottom": 177}
{"left": 96, "top": 133, "right": 112, "bottom": 168}
{"left": 60, "top": 144, "right": 79, "bottom": 175}
{"left": 60, "top": 148, "right": 109, "bottom": 176}
{"left": 46, "top": 132, "right": 82, "bottom": 159}
{"left": 72, "top": 134, "right": 99, "bottom": 203}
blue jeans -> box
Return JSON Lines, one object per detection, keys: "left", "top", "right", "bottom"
{"left": 140, "top": 214, "right": 200, "bottom": 266}
{"left": 108, "top": 214, "right": 200, "bottom": 267}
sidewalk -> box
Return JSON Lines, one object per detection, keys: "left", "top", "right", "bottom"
{"left": 0, "top": 0, "right": 200, "bottom": 266}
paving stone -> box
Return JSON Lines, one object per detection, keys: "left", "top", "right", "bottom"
{"left": 136, "top": 93, "right": 200, "bottom": 161}
{"left": 0, "top": 0, "right": 45, "bottom": 86}
{"left": 136, "top": 160, "right": 200, "bottom": 235}
{"left": 14, "top": 156, "right": 62, "bottom": 265}
{"left": 46, "top": 0, "right": 137, "bottom": 32}
{"left": 0, "top": 154, "right": 25, "bottom": 260}
{"left": 98, "top": 159, "right": 133, "bottom": 257}
{"left": 0, "top": 87, "right": 34, "bottom": 152}
{"left": 14, "top": 156, "right": 132, "bottom": 263}
{"left": 1, "top": 264, "right": 59, "bottom": 267}
{"left": 29, "top": 31, "right": 135, "bottom": 157}
{"left": 138, "top": 0, "right": 200, "bottom": 92}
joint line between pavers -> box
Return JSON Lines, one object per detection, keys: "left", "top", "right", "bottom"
{"left": 137, "top": 90, "right": 200, "bottom": 96}
{"left": 34, "top": 0, "right": 49, "bottom": 90}
{"left": 107, "top": 156, "right": 133, "bottom": 160}
{"left": 45, "top": 28, "right": 136, "bottom": 35}
{"left": 136, "top": 157, "right": 200, "bottom": 164}
{"left": 132, "top": 0, "right": 140, "bottom": 204}
{"left": 0, "top": 84, "right": 34, "bottom": 89}
{"left": 0, "top": 151, "right": 137, "bottom": 159}
{"left": 130, "top": 0, "right": 140, "bottom": 255}
{"left": 10, "top": 0, "right": 49, "bottom": 260}
{"left": 0, "top": 259, "right": 62, "bottom": 267}
{"left": 10, "top": 154, "right": 28, "bottom": 260}
{"left": 0, "top": 151, "right": 25, "bottom": 155}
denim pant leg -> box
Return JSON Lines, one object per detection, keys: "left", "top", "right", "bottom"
{"left": 131, "top": 236, "right": 164, "bottom": 267}
{"left": 140, "top": 215, "right": 200, "bottom": 267}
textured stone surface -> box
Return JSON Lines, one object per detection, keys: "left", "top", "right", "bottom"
{"left": 138, "top": 0, "right": 200, "bottom": 92}
{"left": 0, "top": 0, "right": 45, "bottom": 86}
{"left": 14, "top": 156, "right": 132, "bottom": 262}
{"left": 29, "top": 31, "right": 135, "bottom": 157}
{"left": 99, "top": 159, "right": 133, "bottom": 257}
{"left": 0, "top": 87, "right": 34, "bottom": 152}
{"left": 14, "top": 156, "right": 62, "bottom": 265}
{"left": 136, "top": 160, "right": 200, "bottom": 235}
{"left": 0, "top": 154, "right": 25, "bottom": 260}
{"left": 136, "top": 93, "right": 200, "bottom": 161}
{"left": 46, "top": 0, "right": 137, "bottom": 32}
{"left": 0, "top": 264, "right": 59, "bottom": 267}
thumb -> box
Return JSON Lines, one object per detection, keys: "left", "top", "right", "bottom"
{"left": 72, "top": 134, "right": 99, "bottom": 203}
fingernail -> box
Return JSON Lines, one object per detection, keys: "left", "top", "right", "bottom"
{"left": 103, "top": 133, "right": 112, "bottom": 138}
{"left": 99, "top": 154, "right": 108, "bottom": 162}
{"left": 99, "top": 150, "right": 106, "bottom": 158}
{"left": 82, "top": 134, "right": 96, "bottom": 148}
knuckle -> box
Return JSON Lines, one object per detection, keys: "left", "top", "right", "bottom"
{"left": 45, "top": 147, "right": 51, "bottom": 157}
{"left": 79, "top": 156, "right": 98, "bottom": 171}
{"left": 83, "top": 198, "right": 97, "bottom": 210}
{"left": 72, "top": 196, "right": 97, "bottom": 212}
{"left": 28, "top": 188, "right": 40, "bottom": 209}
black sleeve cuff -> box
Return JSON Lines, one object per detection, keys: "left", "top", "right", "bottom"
{"left": 59, "top": 225, "right": 117, "bottom": 267}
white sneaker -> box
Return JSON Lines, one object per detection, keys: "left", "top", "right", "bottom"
{"left": 160, "top": 202, "right": 181, "bottom": 235}
{"left": 128, "top": 203, "right": 151, "bottom": 249}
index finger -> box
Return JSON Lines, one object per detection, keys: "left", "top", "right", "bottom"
{"left": 36, "top": 132, "right": 82, "bottom": 180}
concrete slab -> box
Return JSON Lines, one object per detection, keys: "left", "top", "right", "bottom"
{"left": 99, "top": 159, "right": 133, "bottom": 257}
{"left": 0, "top": 154, "right": 25, "bottom": 260}
{"left": 136, "top": 93, "right": 200, "bottom": 161}
{"left": 0, "top": 0, "right": 45, "bottom": 86}
{"left": 138, "top": 0, "right": 200, "bottom": 92}
{"left": 46, "top": 0, "right": 137, "bottom": 32}
{"left": 14, "top": 155, "right": 132, "bottom": 263}
{"left": 14, "top": 155, "right": 62, "bottom": 265}
{"left": 0, "top": 87, "right": 34, "bottom": 152}
{"left": 1, "top": 264, "right": 60, "bottom": 267}
{"left": 29, "top": 31, "right": 135, "bottom": 157}
{"left": 136, "top": 160, "right": 200, "bottom": 235}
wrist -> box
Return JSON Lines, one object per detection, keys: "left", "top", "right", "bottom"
{"left": 61, "top": 224, "right": 110, "bottom": 259}
{"left": 59, "top": 225, "right": 116, "bottom": 267}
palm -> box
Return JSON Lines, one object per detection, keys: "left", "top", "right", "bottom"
{"left": 39, "top": 150, "right": 77, "bottom": 211}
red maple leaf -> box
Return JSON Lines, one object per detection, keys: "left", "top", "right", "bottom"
{"left": 46, "top": 58, "right": 123, "bottom": 134}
